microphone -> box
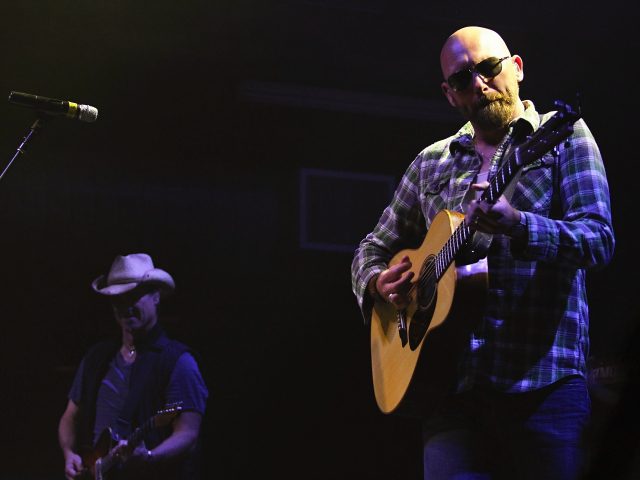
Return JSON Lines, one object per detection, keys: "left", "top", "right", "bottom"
{"left": 8, "top": 91, "right": 98, "bottom": 123}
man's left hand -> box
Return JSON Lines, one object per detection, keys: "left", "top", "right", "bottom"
{"left": 465, "top": 181, "right": 520, "bottom": 234}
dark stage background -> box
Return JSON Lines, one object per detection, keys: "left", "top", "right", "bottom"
{"left": 1, "top": 1, "right": 637, "bottom": 478}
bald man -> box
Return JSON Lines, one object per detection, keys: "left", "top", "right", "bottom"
{"left": 351, "top": 26, "right": 614, "bottom": 479}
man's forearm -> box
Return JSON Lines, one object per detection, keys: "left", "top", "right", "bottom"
{"left": 147, "top": 411, "right": 201, "bottom": 463}
{"left": 59, "top": 417, "right": 77, "bottom": 457}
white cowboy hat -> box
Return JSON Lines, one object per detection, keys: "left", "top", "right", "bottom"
{"left": 91, "top": 253, "right": 175, "bottom": 296}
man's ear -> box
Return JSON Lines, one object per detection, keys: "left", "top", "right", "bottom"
{"left": 441, "top": 81, "right": 458, "bottom": 108}
{"left": 512, "top": 55, "right": 524, "bottom": 82}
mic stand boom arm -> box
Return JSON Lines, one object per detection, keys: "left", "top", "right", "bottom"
{"left": 0, "top": 116, "right": 46, "bottom": 182}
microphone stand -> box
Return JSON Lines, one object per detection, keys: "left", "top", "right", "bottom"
{"left": 0, "top": 116, "right": 46, "bottom": 182}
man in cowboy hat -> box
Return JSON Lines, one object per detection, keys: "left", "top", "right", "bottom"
{"left": 58, "top": 253, "right": 208, "bottom": 479}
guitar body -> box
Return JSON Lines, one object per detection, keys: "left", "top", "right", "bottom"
{"left": 76, "top": 404, "right": 182, "bottom": 479}
{"left": 78, "top": 428, "right": 117, "bottom": 479}
{"left": 370, "top": 209, "right": 488, "bottom": 417}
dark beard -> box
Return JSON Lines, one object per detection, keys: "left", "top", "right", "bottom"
{"left": 460, "top": 86, "right": 518, "bottom": 130}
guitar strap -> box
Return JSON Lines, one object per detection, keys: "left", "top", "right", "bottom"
{"left": 549, "top": 133, "right": 564, "bottom": 220}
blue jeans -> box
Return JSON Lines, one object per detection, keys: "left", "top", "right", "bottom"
{"left": 422, "top": 376, "right": 590, "bottom": 480}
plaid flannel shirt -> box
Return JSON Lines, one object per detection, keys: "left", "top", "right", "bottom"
{"left": 351, "top": 101, "right": 615, "bottom": 393}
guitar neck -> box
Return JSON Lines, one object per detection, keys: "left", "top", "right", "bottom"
{"left": 434, "top": 102, "right": 580, "bottom": 278}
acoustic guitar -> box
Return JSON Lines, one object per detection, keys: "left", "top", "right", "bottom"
{"left": 370, "top": 101, "right": 581, "bottom": 417}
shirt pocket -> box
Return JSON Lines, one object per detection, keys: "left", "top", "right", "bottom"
{"left": 513, "top": 153, "right": 555, "bottom": 214}
{"left": 419, "top": 174, "right": 450, "bottom": 222}
{"left": 421, "top": 172, "right": 449, "bottom": 196}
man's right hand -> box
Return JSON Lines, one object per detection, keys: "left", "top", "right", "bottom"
{"left": 63, "top": 451, "right": 84, "bottom": 479}
{"left": 375, "top": 255, "right": 414, "bottom": 309}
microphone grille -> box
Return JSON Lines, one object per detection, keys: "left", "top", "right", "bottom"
{"left": 78, "top": 104, "right": 99, "bottom": 123}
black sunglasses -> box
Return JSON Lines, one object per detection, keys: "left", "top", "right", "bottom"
{"left": 446, "top": 56, "right": 511, "bottom": 92}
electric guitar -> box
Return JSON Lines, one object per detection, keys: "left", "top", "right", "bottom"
{"left": 78, "top": 403, "right": 183, "bottom": 479}
{"left": 370, "top": 101, "right": 581, "bottom": 417}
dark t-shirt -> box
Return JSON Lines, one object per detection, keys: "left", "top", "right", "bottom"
{"left": 69, "top": 351, "right": 208, "bottom": 444}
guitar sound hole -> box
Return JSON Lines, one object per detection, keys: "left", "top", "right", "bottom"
{"left": 409, "top": 255, "right": 437, "bottom": 350}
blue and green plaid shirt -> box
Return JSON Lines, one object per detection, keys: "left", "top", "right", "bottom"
{"left": 351, "top": 101, "right": 615, "bottom": 393}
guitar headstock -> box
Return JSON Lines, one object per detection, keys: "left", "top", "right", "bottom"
{"left": 553, "top": 97, "right": 581, "bottom": 120}
{"left": 514, "top": 98, "right": 582, "bottom": 167}
{"left": 152, "top": 402, "right": 184, "bottom": 427}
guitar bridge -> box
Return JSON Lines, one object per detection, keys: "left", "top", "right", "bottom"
{"left": 397, "top": 310, "right": 407, "bottom": 347}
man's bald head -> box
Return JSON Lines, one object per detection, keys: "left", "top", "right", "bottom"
{"left": 440, "top": 26, "right": 511, "bottom": 79}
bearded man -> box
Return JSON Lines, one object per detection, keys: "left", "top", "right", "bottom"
{"left": 351, "top": 26, "right": 614, "bottom": 480}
